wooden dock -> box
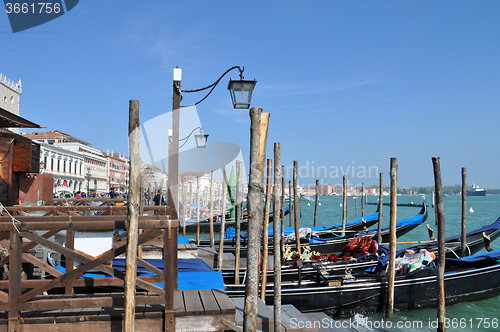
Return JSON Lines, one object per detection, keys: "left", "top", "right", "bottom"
{"left": 0, "top": 289, "right": 235, "bottom": 332}
{"left": 0, "top": 203, "right": 375, "bottom": 332}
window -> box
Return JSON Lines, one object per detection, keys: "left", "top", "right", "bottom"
{"left": 47, "top": 140, "right": 55, "bottom": 145}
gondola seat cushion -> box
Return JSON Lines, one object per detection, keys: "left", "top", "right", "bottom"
{"left": 341, "top": 236, "right": 378, "bottom": 258}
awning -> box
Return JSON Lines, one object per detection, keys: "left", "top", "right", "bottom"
{"left": 0, "top": 107, "right": 43, "bottom": 128}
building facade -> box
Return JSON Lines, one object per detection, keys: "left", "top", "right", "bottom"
{"left": 22, "top": 130, "right": 110, "bottom": 195}
{"left": 39, "top": 143, "right": 85, "bottom": 194}
{"left": 0, "top": 74, "right": 22, "bottom": 133}
{"left": 54, "top": 142, "right": 107, "bottom": 194}
{"left": 105, "top": 151, "right": 129, "bottom": 195}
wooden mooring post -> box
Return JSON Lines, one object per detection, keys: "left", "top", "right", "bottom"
{"left": 342, "top": 175, "right": 347, "bottom": 236}
{"left": 125, "top": 100, "right": 141, "bottom": 332}
{"left": 209, "top": 170, "right": 215, "bottom": 248}
{"left": 261, "top": 158, "right": 272, "bottom": 302}
{"left": 433, "top": 157, "right": 446, "bottom": 332}
{"left": 355, "top": 195, "right": 358, "bottom": 216}
{"left": 293, "top": 160, "right": 301, "bottom": 254}
{"left": 377, "top": 173, "right": 383, "bottom": 244}
{"left": 281, "top": 166, "right": 286, "bottom": 256}
{"left": 188, "top": 181, "right": 193, "bottom": 226}
{"left": 196, "top": 175, "right": 200, "bottom": 245}
{"left": 234, "top": 160, "right": 242, "bottom": 284}
{"left": 314, "top": 179, "right": 319, "bottom": 227}
{"left": 218, "top": 166, "right": 228, "bottom": 270}
{"left": 288, "top": 181, "right": 293, "bottom": 227}
{"left": 461, "top": 167, "right": 467, "bottom": 257}
{"left": 8, "top": 226, "right": 22, "bottom": 331}
{"left": 244, "top": 107, "right": 264, "bottom": 331}
{"left": 361, "top": 183, "right": 364, "bottom": 217}
{"left": 273, "top": 143, "right": 282, "bottom": 332}
{"left": 386, "top": 158, "right": 397, "bottom": 319}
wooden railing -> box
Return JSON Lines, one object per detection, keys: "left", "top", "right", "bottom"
{"left": 0, "top": 204, "right": 178, "bottom": 331}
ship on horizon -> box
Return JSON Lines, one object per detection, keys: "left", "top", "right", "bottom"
{"left": 467, "top": 183, "right": 486, "bottom": 196}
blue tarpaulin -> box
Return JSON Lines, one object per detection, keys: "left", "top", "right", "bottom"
{"left": 54, "top": 258, "right": 225, "bottom": 290}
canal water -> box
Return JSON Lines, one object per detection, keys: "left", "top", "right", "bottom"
{"left": 187, "top": 193, "right": 500, "bottom": 331}
{"left": 297, "top": 194, "right": 500, "bottom": 332}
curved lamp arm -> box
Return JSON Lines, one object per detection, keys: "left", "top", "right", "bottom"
{"left": 179, "top": 66, "right": 245, "bottom": 107}
{"left": 178, "top": 127, "right": 208, "bottom": 149}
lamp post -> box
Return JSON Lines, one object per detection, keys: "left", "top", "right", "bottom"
{"left": 165, "top": 66, "right": 256, "bottom": 330}
{"left": 85, "top": 168, "right": 91, "bottom": 197}
{"left": 170, "top": 126, "right": 209, "bottom": 149}
{"left": 169, "top": 66, "right": 255, "bottom": 212}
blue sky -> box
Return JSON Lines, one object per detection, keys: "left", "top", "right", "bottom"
{"left": 2, "top": 1, "right": 500, "bottom": 189}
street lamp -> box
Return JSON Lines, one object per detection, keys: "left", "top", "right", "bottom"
{"left": 169, "top": 65, "right": 256, "bottom": 211}
{"left": 85, "top": 168, "right": 91, "bottom": 197}
{"left": 227, "top": 68, "right": 257, "bottom": 109}
{"left": 165, "top": 66, "right": 256, "bottom": 315}
{"left": 174, "top": 126, "right": 209, "bottom": 149}
{"left": 39, "top": 160, "right": 45, "bottom": 174}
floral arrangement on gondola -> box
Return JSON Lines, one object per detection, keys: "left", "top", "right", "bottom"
{"left": 283, "top": 235, "right": 380, "bottom": 268}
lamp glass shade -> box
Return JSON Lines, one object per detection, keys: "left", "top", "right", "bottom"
{"left": 194, "top": 134, "right": 209, "bottom": 148}
{"left": 228, "top": 79, "right": 256, "bottom": 109}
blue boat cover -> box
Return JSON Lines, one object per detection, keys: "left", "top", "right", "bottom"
{"left": 178, "top": 236, "right": 190, "bottom": 244}
{"left": 155, "top": 272, "right": 224, "bottom": 291}
{"left": 459, "top": 248, "right": 500, "bottom": 261}
{"left": 55, "top": 258, "right": 225, "bottom": 290}
{"left": 377, "top": 210, "right": 426, "bottom": 231}
{"left": 112, "top": 258, "right": 213, "bottom": 273}
{"left": 225, "top": 227, "right": 248, "bottom": 240}
{"left": 368, "top": 217, "right": 500, "bottom": 272}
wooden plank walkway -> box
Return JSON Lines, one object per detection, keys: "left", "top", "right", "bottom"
{"left": 0, "top": 289, "right": 235, "bottom": 332}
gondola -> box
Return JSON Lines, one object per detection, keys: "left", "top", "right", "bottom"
{"left": 196, "top": 206, "right": 376, "bottom": 247}
{"left": 225, "top": 248, "right": 500, "bottom": 316}
{"left": 223, "top": 214, "right": 500, "bottom": 289}
{"left": 366, "top": 201, "right": 427, "bottom": 207}
{"left": 182, "top": 205, "right": 289, "bottom": 233}
{"left": 263, "top": 201, "right": 428, "bottom": 256}
{"left": 212, "top": 202, "right": 426, "bottom": 258}
{"left": 268, "top": 208, "right": 380, "bottom": 240}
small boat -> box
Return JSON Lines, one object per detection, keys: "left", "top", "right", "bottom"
{"left": 224, "top": 245, "right": 500, "bottom": 316}
{"left": 228, "top": 202, "right": 427, "bottom": 257}
{"left": 366, "top": 200, "right": 427, "bottom": 207}
{"left": 222, "top": 214, "right": 500, "bottom": 284}
{"left": 277, "top": 249, "right": 500, "bottom": 315}
{"left": 268, "top": 208, "right": 380, "bottom": 240}
{"left": 299, "top": 202, "right": 427, "bottom": 255}
{"left": 182, "top": 206, "right": 289, "bottom": 233}
{"left": 467, "top": 183, "right": 486, "bottom": 196}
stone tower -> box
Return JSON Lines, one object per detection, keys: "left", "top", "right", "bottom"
{"left": 0, "top": 73, "right": 22, "bottom": 132}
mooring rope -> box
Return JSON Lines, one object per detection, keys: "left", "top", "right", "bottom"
{"left": 0, "top": 202, "right": 21, "bottom": 234}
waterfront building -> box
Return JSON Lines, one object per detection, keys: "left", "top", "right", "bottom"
{"left": 38, "top": 142, "right": 85, "bottom": 195}
{"left": 0, "top": 73, "right": 22, "bottom": 133}
{"left": 143, "top": 164, "right": 167, "bottom": 192}
{"left": 22, "top": 130, "right": 107, "bottom": 195}
{"left": 55, "top": 142, "right": 107, "bottom": 195}
{"left": 105, "top": 151, "right": 129, "bottom": 195}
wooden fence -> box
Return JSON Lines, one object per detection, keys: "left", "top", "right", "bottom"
{"left": 0, "top": 202, "right": 178, "bottom": 331}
